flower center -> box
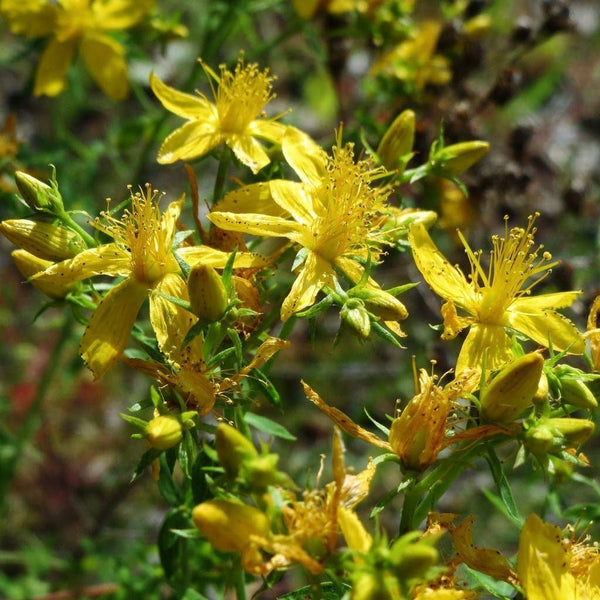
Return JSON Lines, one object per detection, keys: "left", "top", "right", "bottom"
{"left": 55, "top": 0, "right": 95, "bottom": 42}
{"left": 214, "top": 60, "right": 275, "bottom": 134}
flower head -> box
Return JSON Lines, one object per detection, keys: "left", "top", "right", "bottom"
{"left": 32, "top": 184, "right": 266, "bottom": 378}
{"left": 150, "top": 57, "right": 286, "bottom": 173}
{"left": 1, "top": 0, "right": 154, "bottom": 99}
{"left": 409, "top": 215, "right": 584, "bottom": 373}
{"left": 209, "top": 127, "right": 396, "bottom": 320}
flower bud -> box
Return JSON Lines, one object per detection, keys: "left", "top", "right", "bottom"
{"left": 432, "top": 141, "right": 490, "bottom": 176}
{"left": 145, "top": 415, "right": 183, "bottom": 450}
{"left": 192, "top": 499, "right": 270, "bottom": 553}
{"left": 524, "top": 421, "right": 555, "bottom": 455}
{"left": 11, "top": 249, "right": 76, "bottom": 299}
{"left": 464, "top": 14, "right": 492, "bottom": 38}
{"left": 547, "top": 417, "right": 595, "bottom": 447}
{"left": 559, "top": 378, "right": 598, "bottom": 410}
{"left": 350, "top": 286, "right": 408, "bottom": 321}
{"left": 0, "top": 219, "right": 86, "bottom": 261}
{"left": 389, "top": 537, "right": 438, "bottom": 580}
{"left": 532, "top": 371, "right": 549, "bottom": 403}
{"left": 377, "top": 110, "right": 415, "bottom": 171}
{"left": 480, "top": 352, "right": 544, "bottom": 424}
{"left": 351, "top": 572, "right": 397, "bottom": 600}
{"left": 15, "top": 171, "right": 64, "bottom": 214}
{"left": 215, "top": 423, "right": 258, "bottom": 478}
{"left": 341, "top": 299, "right": 371, "bottom": 338}
{"left": 187, "top": 264, "right": 228, "bottom": 322}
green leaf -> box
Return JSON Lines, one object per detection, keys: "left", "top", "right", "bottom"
{"left": 249, "top": 368, "right": 282, "bottom": 410}
{"left": 181, "top": 589, "right": 211, "bottom": 600}
{"left": 278, "top": 582, "right": 350, "bottom": 600}
{"left": 158, "top": 453, "right": 183, "bottom": 506}
{"left": 458, "top": 564, "right": 516, "bottom": 599}
{"left": 244, "top": 413, "right": 296, "bottom": 441}
{"left": 131, "top": 447, "right": 161, "bottom": 482}
{"left": 119, "top": 412, "right": 148, "bottom": 430}
{"left": 484, "top": 447, "right": 522, "bottom": 527}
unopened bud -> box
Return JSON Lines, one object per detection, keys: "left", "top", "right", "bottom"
{"left": 215, "top": 423, "right": 258, "bottom": 478}
{"left": 11, "top": 249, "right": 76, "bottom": 299}
{"left": 188, "top": 264, "right": 228, "bottom": 322}
{"left": 341, "top": 299, "right": 371, "bottom": 338}
{"left": 464, "top": 14, "right": 492, "bottom": 38}
{"left": 559, "top": 378, "right": 598, "bottom": 410}
{"left": 15, "top": 171, "right": 64, "bottom": 214}
{"left": 432, "top": 141, "right": 490, "bottom": 176}
{"left": 377, "top": 110, "right": 415, "bottom": 171}
{"left": 145, "top": 415, "right": 183, "bottom": 450}
{"left": 350, "top": 286, "right": 408, "bottom": 321}
{"left": 351, "top": 572, "right": 397, "bottom": 600}
{"left": 480, "top": 352, "right": 544, "bottom": 424}
{"left": 389, "top": 538, "right": 438, "bottom": 580}
{"left": 532, "top": 371, "right": 549, "bottom": 403}
{"left": 0, "top": 219, "right": 86, "bottom": 261}
{"left": 548, "top": 417, "right": 595, "bottom": 447}
{"left": 524, "top": 422, "right": 555, "bottom": 455}
{"left": 192, "top": 499, "right": 270, "bottom": 553}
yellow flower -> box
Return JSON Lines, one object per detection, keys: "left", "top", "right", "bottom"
{"left": 150, "top": 58, "right": 286, "bottom": 173}
{"left": 517, "top": 514, "right": 600, "bottom": 600}
{"left": 409, "top": 215, "right": 584, "bottom": 373}
{"left": 0, "top": 0, "right": 154, "bottom": 99}
{"left": 32, "top": 185, "right": 266, "bottom": 378}
{"left": 370, "top": 21, "right": 451, "bottom": 91}
{"left": 208, "top": 127, "right": 395, "bottom": 321}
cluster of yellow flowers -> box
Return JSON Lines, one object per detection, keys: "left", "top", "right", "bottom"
{"left": 1, "top": 10, "right": 598, "bottom": 597}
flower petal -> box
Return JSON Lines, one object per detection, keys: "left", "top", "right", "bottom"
{"left": 161, "top": 195, "right": 185, "bottom": 244}
{"left": 227, "top": 133, "right": 270, "bottom": 174}
{"left": 281, "top": 251, "right": 336, "bottom": 320}
{"left": 269, "top": 180, "right": 315, "bottom": 224}
{"left": 32, "top": 244, "right": 131, "bottom": 285}
{"left": 511, "top": 291, "right": 581, "bottom": 311}
{"left": 247, "top": 119, "right": 287, "bottom": 144}
{"left": 215, "top": 182, "right": 287, "bottom": 217}
{"left": 157, "top": 120, "right": 221, "bottom": 164}
{"left": 150, "top": 272, "right": 203, "bottom": 365}
{"left": 282, "top": 126, "right": 328, "bottom": 186}
{"left": 503, "top": 306, "right": 585, "bottom": 354}
{"left": 150, "top": 72, "right": 213, "bottom": 119}
{"left": 207, "top": 211, "right": 303, "bottom": 240}
{"left": 409, "top": 222, "right": 476, "bottom": 311}
{"left": 34, "top": 38, "right": 76, "bottom": 97}
{"left": 177, "top": 246, "right": 269, "bottom": 269}
{"left": 80, "top": 277, "right": 147, "bottom": 379}
{"left": 456, "top": 323, "right": 513, "bottom": 373}
{"left": 92, "top": 0, "right": 154, "bottom": 29}
{"left": 80, "top": 33, "right": 129, "bottom": 100}
{"left": 1, "top": 0, "right": 58, "bottom": 36}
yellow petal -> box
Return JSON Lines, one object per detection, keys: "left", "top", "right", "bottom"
{"left": 227, "top": 133, "right": 270, "bottom": 174}
{"left": 32, "top": 244, "right": 131, "bottom": 285}
{"left": 215, "top": 182, "right": 287, "bottom": 217}
{"left": 150, "top": 71, "right": 213, "bottom": 119}
{"left": 80, "top": 277, "right": 147, "bottom": 379}
{"left": 161, "top": 196, "right": 185, "bottom": 244}
{"left": 80, "top": 33, "right": 128, "bottom": 100}
{"left": 177, "top": 245, "right": 269, "bottom": 269}
{"left": 207, "top": 211, "right": 303, "bottom": 240}
{"left": 409, "top": 223, "right": 476, "bottom": 312}
{"left": 338, "top": 507, "right": 372, "bottom": 553}
{"left": 150, "top": 272, "right": 202, "bottom": 365}
{"left": 281, "top": 251, "right": 335, "bottom": 320}
{"left": 456, "top": 323, "right": 513, "bottom": 373}
{"left": 247, "top": 119, "right": 287, "bottom": 144}
{"left": 11, "top": 249, "right": 75, "bottom": 299}
{"left": 92, "top": 0, "right": 154, "bottom": 29}
{"left": 282, "top": 126, "right": 328, "bottom": 186}
{"left": 0, "top": 0, "right": 58, "bottom": 36}
{"left": 34, "top": 38, "right": 76, "bottom": 97}
{"left": 270, "top": 180, "right": 315, "bottom": 224}
{"left": 157, "top": 120, "right": 221, "bottom": 164}
{"left": 503, "top": 305, "right": 585, "bottom": 354}
{"left": 511, "top": 291, "right": 581, "bottom": 311}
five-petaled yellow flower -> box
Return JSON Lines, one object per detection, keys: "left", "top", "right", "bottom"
{"left": 409, "top": 214, "right": 584, "bottom": 373}
{"left": 208, "top": 127, "right": 396, "bottom": 321}
{"left": 32, "top": 184, "right": 266, "bottom": 378}
{"left": 150, "top": 58, "right": 287, "bottom": 173}
{"left": 517, "top": 514, "right": 600, "bottom": 600}
{"left": 0, "top": 0, "right": 154, "bottom": 99}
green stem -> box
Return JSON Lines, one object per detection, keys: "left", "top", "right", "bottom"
{"left": 212, "top": 148, "right": 232, "bottom": 205}
{"left": 233, "top": 556, "right": 247, "bottom": 600}
{"left": 59, "top": 211, "right": 97, "bottom": 248}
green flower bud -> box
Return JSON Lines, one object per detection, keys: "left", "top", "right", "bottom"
{"left": 0, "top": 219, "right": 86, "bottom": 261}
{"left": 192, "top": 499, "right": 270, "bottom": 553}
{"left": 389, "top": 540, "right": 438, "bottom": 580}
{"left": 145, "top": 415, "right": 183, "bottom": 450}
{"left": 188, "top": 264, "right": 228, "bottom": 322}
{"left": 242, "top": 453, "right": 293, "bottom": 489}
{"left": 215, "top": 423, "right": 258, "bottom": 478}
{"left": 559, "top": 378, "right": 598, "bottom": 409}
{"left": 377, "top": 109, "right": 415, "bottom": 171}
{"left": 349, "top": 286, "right": 408, "bottom": 321}
{"left": 341, "top": 299, "right": 371, "bottom": 338}
{"left": 351, "top": 572, "right": 397, "bottom": 600}
{"left": 432, "top": 140, "right": 490, "bottom": 176}
{"left": 548, "top": 417, "right": 595, "bottom": 447}
{"left": 532, "top": 371, "right": 549, "bottom": 403}
{"left": 480, "top": 352, "right": 544, "bottom": 424}
{"left": 15, "top": 171, "right": 64, "bottom": 214}
{"left": 523, "top": 421, "right": 555, "bottom": 455}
